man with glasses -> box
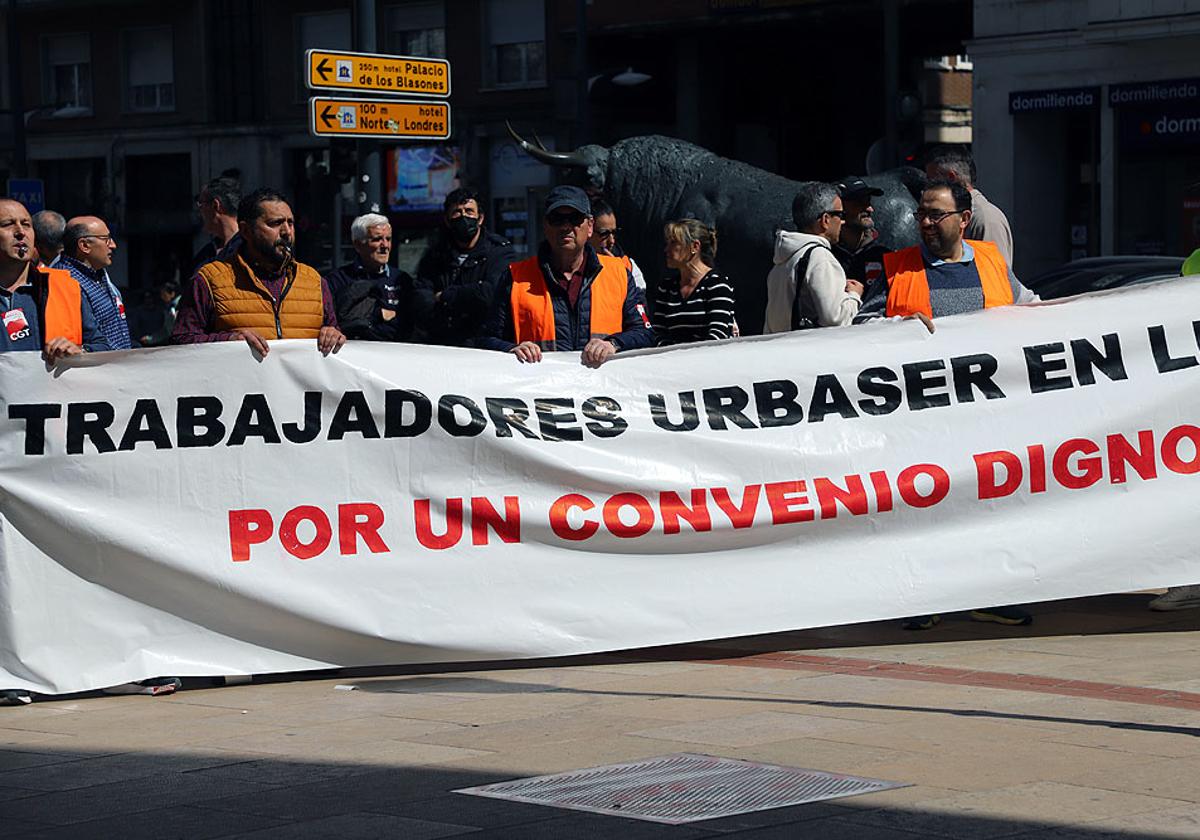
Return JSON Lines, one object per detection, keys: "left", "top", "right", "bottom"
{"left": 192, "top": 174, "right": 242, "bottom": 272}
{"left": 60, "top": 216, "right": 132, "bottom": 350}
{"left": 764, "top": 181, "right": 864, "bottom": 332}
{"left": 856, "top": 179, "right": 1035, "bottom": 325}
{"left": 588, "top": 198, "right": 646, "bottom": 292}
{"left": 925, "top": 147, "right": 1014, "bottom": 266}
{"left": 857, "top": 179, "right": 1037, "bottom": 631}
{"left": 480, "top": 185, "right": 652, "bottom": 367}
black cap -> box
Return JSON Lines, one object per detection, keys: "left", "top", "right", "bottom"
{"left": 838, "top": 178, "right": 884, "bottom": 199}
{"left": 544, "top": 185, "right": 592, "bottom": 217}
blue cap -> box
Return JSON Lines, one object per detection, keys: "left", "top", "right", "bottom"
{"left": 544, "top": 185, "right": 592, "bottom": 217}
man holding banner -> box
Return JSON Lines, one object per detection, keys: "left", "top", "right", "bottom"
{"left": 479, "top": 185, "right": 653, "bottom": 368}
{"left": 171, "top": 188, "right": 346, "bottom": 356}
{"left": 860, "top": 179, "right": 1039, "bottom": 630}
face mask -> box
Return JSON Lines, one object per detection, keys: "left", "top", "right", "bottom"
{"left": 449, "top": 215, "right": 479, "bottom": 243}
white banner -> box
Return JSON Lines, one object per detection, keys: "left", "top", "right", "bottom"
{"left": 3, "top": 279, "right": 1200, "bottom": 695}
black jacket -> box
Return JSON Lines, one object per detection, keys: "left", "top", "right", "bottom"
{"left": 411, "top": 229, "right": 515, "bottom": 345}
{"left": 323, "top": 260, "right": 413, "bottom": 341}
{"left": 832, "top": 230, "right": 891, "bottom": 300}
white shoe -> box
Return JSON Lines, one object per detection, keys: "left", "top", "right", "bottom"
{"left": 1, "top": 690, "right": 32, "bottom": 706}
{"left": 1149, "top": 585, "right": 1200, "bottom": 611}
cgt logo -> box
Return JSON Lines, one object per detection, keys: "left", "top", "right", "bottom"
{"left": 4, "top": 309, "right": 30, "bottom": 341}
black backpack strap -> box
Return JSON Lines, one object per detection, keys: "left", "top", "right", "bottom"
{"left": 790, "top": 243, "right": 824, "bottom": 330}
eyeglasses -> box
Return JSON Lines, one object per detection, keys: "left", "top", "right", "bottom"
{"left": 595, "top": 227, "right": 619, "bottom": 239}
{"left": 80, "top": 233, "right": 114, "bottom": 243}
{"left": 913, "top": 209, "right": 961, "bottom": 224}
{"left": 546, "top": 211, "right": 588, "bottom": 227}
{"left": 825, "top": 210, "right": 846, "bottom": 219}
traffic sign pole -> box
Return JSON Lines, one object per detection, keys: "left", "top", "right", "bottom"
{"left": 354, "top": 0, "right": 381, "bottom": 214}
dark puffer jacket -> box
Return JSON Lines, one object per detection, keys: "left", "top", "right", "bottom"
{"left": 411, "top": 229, "right": 515, "bottom": 345}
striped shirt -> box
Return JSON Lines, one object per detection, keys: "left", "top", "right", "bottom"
{"left": 652, "top": 269, "right": 736, "bottom": 346}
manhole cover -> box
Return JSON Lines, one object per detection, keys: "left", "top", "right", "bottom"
{"left": 454, "top": 752, "right": 907, "bottom": 824}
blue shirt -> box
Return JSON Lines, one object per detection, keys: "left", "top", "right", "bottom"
{"left": 59, "top": 256, "right": 132, "bottom": 350}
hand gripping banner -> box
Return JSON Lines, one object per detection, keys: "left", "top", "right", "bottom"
{"left": 2, "top": 279, "right": 1200, "bottom": 694}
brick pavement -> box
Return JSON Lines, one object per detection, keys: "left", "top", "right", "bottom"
{"left": 1, "top": 592, "right": 1198, "bottom": 838}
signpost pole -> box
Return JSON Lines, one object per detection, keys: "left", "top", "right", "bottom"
{"left": 355, "top": 0, "right": 382, "bottom": 214}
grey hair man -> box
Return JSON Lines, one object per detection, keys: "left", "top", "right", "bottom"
{"left": 322, "top": 212, "right": 410, "bottom": 341}
{"left": 31, "top": 210, "right": 66, "bottom": 267}
{"left": 764, "top": 181, "right": 864, "bottom": 332}
{"left": 925, "top": 146, "right": 1014, "bottom": 266}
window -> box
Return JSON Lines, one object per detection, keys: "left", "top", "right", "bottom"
{"left": 485, "top": 0, "right": 545, "bottom": 88}
{"left": 296, "top": 11, "right": 352, "bottom": 98}
{"left": 43, "top": 33, "right": 92, "bottom": 115}
{"left": 125, "top": 27, "right": 175, "bottom": 112}
{"left": 385, "top": 2, "right": 445, "bottom": 58}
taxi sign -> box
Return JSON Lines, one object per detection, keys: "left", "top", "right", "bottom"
{"left": 308, "top": 97, "right": 451, "bottom": 139}
{"left": 306, "top": 49, "right": 450, "bottom": 98}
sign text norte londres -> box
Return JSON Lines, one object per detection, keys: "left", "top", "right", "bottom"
{"left": 309, "top": 97, "right": 451, "bottom": 139}
{"left": 306, "top": 49, "right": 451, "bottom": 98}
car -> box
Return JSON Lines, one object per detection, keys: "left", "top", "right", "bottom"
{"left": 1026, "top": 255, "right": 1185, "bottom": 301}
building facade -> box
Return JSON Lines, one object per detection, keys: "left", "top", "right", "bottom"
{"left": 2, "top": 0, "right": 972, "bottom": 297}
{"left": 971, "top": 0, "right": 1200, "bottom": 278}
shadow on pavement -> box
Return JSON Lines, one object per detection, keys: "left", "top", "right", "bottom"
{"left": 0, "top": 744, "right": 1187, "bottom": 838}
{"left": 353, "top": 675, "right": 1200, "bottom": 739}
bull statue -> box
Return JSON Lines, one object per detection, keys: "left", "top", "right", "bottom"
{"left": 508, "top": 123, "right": 923, "bottom": 335}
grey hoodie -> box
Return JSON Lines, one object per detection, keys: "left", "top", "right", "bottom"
{"left": 763, "top": 230, "right": 861, "bottom": 333}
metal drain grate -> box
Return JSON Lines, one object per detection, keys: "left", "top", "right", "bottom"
{"left": 454, "top": 752, "right": 907, "bottom": 824}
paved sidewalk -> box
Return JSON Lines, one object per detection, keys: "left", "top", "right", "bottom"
{"left": 2, "top": 592, "right": 1199, "bottom": 838}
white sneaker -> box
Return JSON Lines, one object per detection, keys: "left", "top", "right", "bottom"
{"left": 1149, "top": 585, "right": 1200, "bottom": 611}
{"left": 1, "top": 690, "right": 32, "bottom": 706}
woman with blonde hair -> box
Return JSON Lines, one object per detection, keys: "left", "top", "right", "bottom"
{"left": 653, "top": 218, "right": 736, "bottom": 346}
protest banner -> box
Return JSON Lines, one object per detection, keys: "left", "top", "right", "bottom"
{"left": 2, "top": 279, "right": 1199, "bottom": 694}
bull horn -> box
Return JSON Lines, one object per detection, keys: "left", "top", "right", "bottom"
{"left": 506, "top": 120, "right": 591, "bottom": 168}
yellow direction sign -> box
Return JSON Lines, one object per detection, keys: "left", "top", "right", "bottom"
{"left": 306, "top": 49, "right": 450, "bottom": 98}
{"left": 308, "top": 97, "right": 451, "bottom": 139}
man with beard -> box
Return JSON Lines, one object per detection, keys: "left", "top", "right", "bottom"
{"left": 857, "top": 179, "right": 1035, "bottom": 323}
{"left": 479, "top": 185, "right": 652, "bottom": 367}
{"left": 856, "top": 179, "right": 1037, "bottom": 631}
{"left": 832, "top": 178, "right": 891, "bottom": 299}
{"left": 411, "top": 187, "right": 514, "bottom": 345}
{"left": 171, "top": 188, "right": 345, "bottom": 356}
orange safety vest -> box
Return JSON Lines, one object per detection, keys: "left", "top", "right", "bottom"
{"left": 509, "top": 254, "right": 627, "bottom": 348}
{"left": 38, "top": 266, "right": 83, "bottom": 346}
{"left": 197, "top": 251, "right": 324, "bottom": 340}
{"left": 883, "top": 240, "right": 1012, "bottom": 318}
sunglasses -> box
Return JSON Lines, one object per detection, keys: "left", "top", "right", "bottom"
{"left": 825, "top": 209, "right": 846, "bottom": 219}
{"left": 546, "top": 211, "right": 588, "bottom": 227}
{"left": 595, "top": 227, "right": 619, "bottom": 239}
